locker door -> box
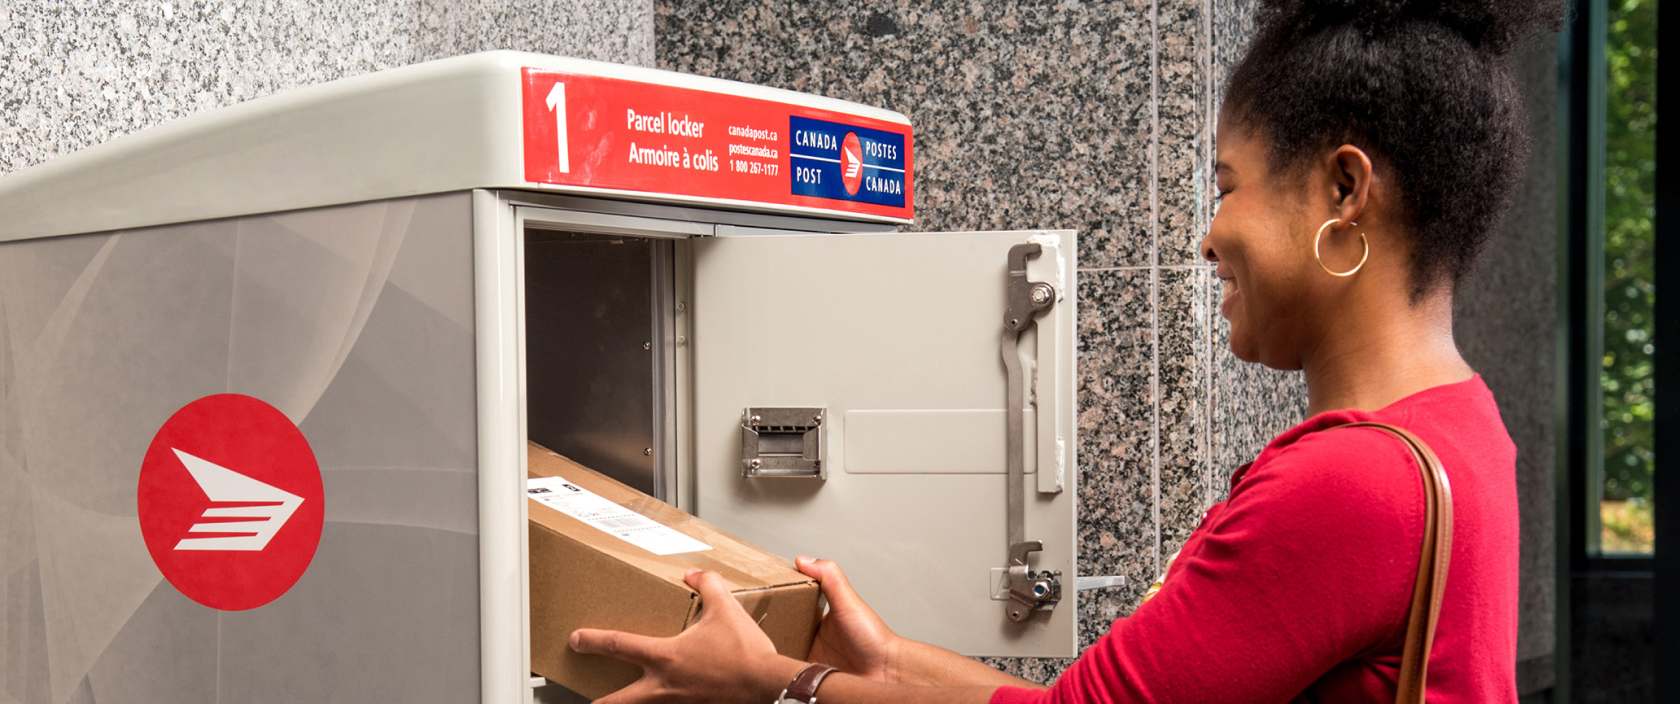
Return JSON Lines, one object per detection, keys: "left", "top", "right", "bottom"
{"left": 691, "top": 229, "right": 1078, "bottom": 657}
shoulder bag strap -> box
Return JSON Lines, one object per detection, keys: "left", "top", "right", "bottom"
{"left": 1336, "top": 421, "right": 1453, "bottom": 704}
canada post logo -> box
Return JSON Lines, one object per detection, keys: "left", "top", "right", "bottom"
{"left": 137, "top": 394, "right": 325, "bottom": 611}
{"left": 170, "top": 448, "right": 305, "bottom": 551}
{"left": 788, "top": 116, "right": 906, "bottom": 207}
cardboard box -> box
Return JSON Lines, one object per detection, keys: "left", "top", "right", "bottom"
{"left": 527, "top": 442, "right": 821, "bottom": 699}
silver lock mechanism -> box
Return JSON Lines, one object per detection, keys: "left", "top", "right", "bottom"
{"left": 1001, "top": 242, "right": 1063, "bottom": 622}
{"left": 740, "top": 407, "right": 826, "bottom": 479}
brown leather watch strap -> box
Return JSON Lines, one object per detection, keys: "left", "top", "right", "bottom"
{"left": 781, "top": 662, "right": 838, "bottom": 703}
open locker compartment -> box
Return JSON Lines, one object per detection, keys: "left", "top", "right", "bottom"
{"left": 522, "top": 226, "right": 679, "bottom": 499}
{"left": 491, "top": 194, "right": 1079, "bottom": 702}
{"left": 508, "top": 203, "right": 693, "bottom": 703}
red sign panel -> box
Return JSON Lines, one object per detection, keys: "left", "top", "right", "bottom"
{"left": 137, "top": 394, "right": 325, "bottom": 611}
{"left": 521, "top": 69, "right": 914, "bottom": 222}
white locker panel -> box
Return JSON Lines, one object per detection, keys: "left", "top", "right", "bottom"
{"left": 691, "top": 229, "right": 1078, "bottom": 657}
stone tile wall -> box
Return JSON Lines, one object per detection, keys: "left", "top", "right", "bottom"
{"left": 0, "top": 0, "right": 655, "bottom": 175}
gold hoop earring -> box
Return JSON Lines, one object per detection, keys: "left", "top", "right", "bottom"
{"left": 1313, "top": 218, "right": 1369, "bottom": 278}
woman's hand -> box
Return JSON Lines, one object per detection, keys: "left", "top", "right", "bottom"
{"left": 569, "top": 569, "right": 806, "bottom": 704}
{"left": 795, "top": 555, "right": 905, "bottom": 683}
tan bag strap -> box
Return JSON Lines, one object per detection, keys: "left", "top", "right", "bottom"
{"left": 1336, "top": 422, "right": 1453, "bottom": 704}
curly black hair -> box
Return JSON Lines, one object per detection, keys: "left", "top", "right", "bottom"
{"left": 1223, "top": 0, "right": 1563, "bottom": 298}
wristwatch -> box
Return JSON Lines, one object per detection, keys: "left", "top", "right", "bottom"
{"left": 775, "top": 663, "right": 838, "bottom": 704}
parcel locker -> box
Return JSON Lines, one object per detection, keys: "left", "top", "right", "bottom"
{"left": 0, "top": 52, "right": 1079, "bottom": 703}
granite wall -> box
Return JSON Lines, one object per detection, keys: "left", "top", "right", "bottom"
{"left": 0, "top": 0, "right": 654, "bottom": 175}
{"left": 657, "top": 0, "right": 1560, "bottom": 689}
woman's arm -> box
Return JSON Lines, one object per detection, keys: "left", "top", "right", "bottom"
{"left": 992, "top": 431, "right": 1426, "bottom": 703}
{"left": 575, "top": 430, "right": 1429, "bottom": 704}
{"left": 749, "top": 653, "right": 1019, "bottom": 704}
{"left": 792, "top": 556, "right": 1043, "bottom": 690}
{"left": 570, "top": 568, "right": 1043, "bottom": 704}
{"left": 891, "top": 638, "right": 1044, "bottom": 689}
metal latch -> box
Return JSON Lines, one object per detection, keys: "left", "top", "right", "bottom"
{"left": 1001, "top": 243, "right": 1062, "bottom": 622}
{"left": 740, "top": 407, "right": 826, "bottom": 479}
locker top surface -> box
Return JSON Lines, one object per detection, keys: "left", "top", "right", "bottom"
{"left": 0, "top": 51, "right": 916, "bottom": 243}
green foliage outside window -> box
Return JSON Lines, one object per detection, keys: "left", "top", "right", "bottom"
{"left": 1598, "top": 0, "right": 1657, "bottom": 553}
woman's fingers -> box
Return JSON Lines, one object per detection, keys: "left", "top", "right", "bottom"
{"left": 795, "top": 555, "right": 868, "bottom": 614}
{"left": 684, "top": 568, "right": 745, "bottom": 623}
{"left": 576, "top": 570, "right": 782, "bottom": 702}
{"left": 594, "top": 677, "right": 660, "bottom": 704}
{"left": 569, "top": 627, "right": 666, "bottom": 667}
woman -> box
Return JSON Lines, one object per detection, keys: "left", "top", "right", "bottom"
{"left": 568, "top": 0, "right": 1560, "bottom": 701}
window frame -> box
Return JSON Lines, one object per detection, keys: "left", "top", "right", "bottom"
{"left": 1563, "top": 0, "right": 1657, "bottom": 571}
{"left": 1652, "top": 0, "right": 1677, "bottom": 692}
{"left": 1561, "top": 0, "right": 1670, "bottom": 696}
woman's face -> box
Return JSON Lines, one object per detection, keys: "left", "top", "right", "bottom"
{"left": 1201, "top": 120, "right": 1327, "bottom": 369}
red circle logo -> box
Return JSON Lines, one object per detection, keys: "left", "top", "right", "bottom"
{"left": 839, "top": 132, "right": 864, "bottom": 196}
{"left": 137, "top": 394, "right": 324, "bottom": 611}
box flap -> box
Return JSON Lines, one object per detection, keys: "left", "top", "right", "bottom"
{"left": 688, "top": 581, "right": 821, "bottom": 664}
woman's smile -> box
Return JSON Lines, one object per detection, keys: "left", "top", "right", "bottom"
{"left": 1217, "top": 269, "right": 1239, "bottom": 318}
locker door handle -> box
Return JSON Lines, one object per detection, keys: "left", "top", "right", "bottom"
{"left": 1027, "top": 236, "right": 1070, "bottom": 496}
{"left": 999, "top": 242, "right": 1064, "bottom": 623}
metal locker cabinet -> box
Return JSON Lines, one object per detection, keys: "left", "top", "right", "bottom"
{"left": 0, "top": 50, "right": 1083, "bottom": 704}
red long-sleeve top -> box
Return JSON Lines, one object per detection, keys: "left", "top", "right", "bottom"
{"left": 993, "top": 375, "right": 1519, "bottom": 703}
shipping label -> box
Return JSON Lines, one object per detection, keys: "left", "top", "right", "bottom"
{"left": 527, "top": 476, "right": 711, "bottom": 556}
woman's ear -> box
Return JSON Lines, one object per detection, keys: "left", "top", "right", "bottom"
{"left": 1328, "top": 144, "right": 1374, "bottom": 223}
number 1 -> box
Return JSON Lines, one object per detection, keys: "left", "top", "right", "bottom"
{"left": 545, "top": 82, "right": 569, "bottom": 174}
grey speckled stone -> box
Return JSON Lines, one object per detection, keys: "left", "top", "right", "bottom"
{"left": 416, "top": 0, "right": 654, "bottom": 65}
{"left": 655, "top": 0, "right": 1157, "bottom": 268}
{"left": 1, "top": 1, "right": 413, "bottom": 174}
{"left": 1158, "top": 0, "right": 1210, "bottom": 264}
{"left": 1211, "top": 0, "right": 1259, "bottom": 111}
{"left": 0, "top": 0, "right": 652, "bottom": 176}
{"left": 1075, "top": 269, "right": 1156, "bottom": 596}
{"left": 979, "top": 655, "right": 1075, "bottom": 687}
{"left": 1077, "top": 573, "right": 1130, "bottom": 652}
{"left": 1158, "top": 267, "right": 1211, "bottom": 558}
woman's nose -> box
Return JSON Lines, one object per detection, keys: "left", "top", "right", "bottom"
{"left": 1200, "top": 233, "right": 1218, "bottom": 263}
